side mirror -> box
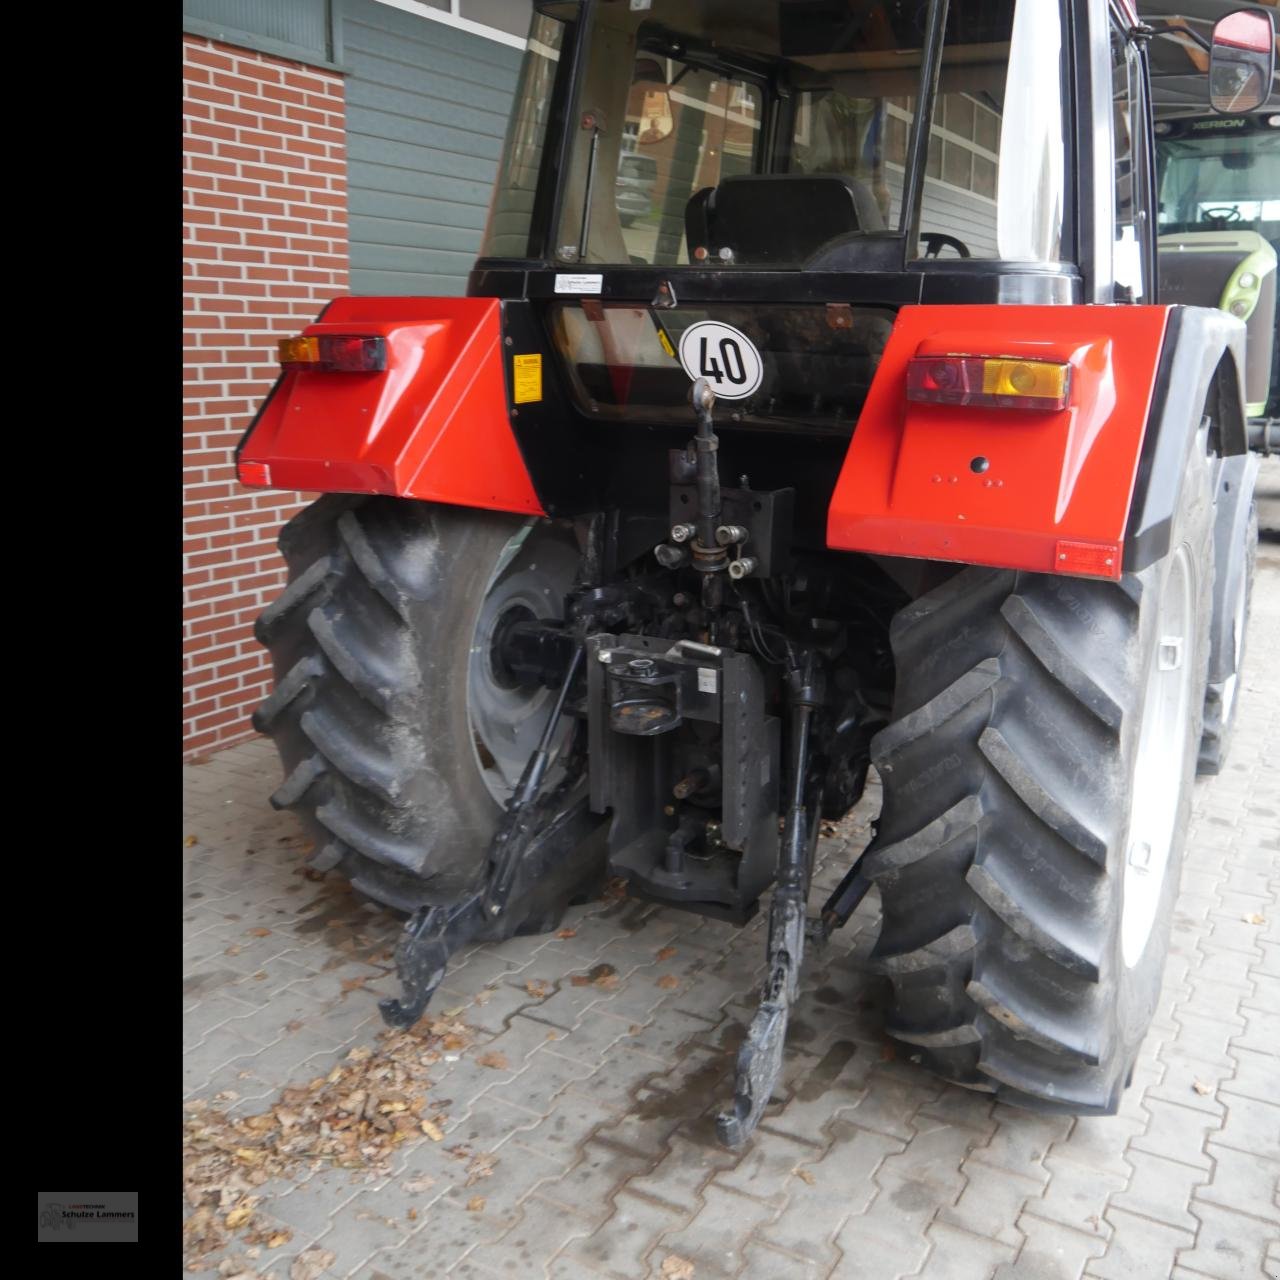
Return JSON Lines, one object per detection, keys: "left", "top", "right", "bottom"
{"left": 1209, "top": 8, "right": 1276, "bottom": 115}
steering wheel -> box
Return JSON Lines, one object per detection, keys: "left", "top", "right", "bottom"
{"left": 1201, "top": 206, "right": 1243, "bottom": 224}
{"left": 920, "top": 232, "right": 971, "bottom": 259}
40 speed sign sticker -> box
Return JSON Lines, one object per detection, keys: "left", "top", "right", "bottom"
{"left": 677, "top": 320, "right": 763, "bottom": 400}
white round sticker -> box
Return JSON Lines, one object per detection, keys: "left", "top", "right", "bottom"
{"left": 677, "top": 321, "right": 763, "bottom": 401}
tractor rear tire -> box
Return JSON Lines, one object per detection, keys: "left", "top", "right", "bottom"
{"left": 863, "top": 441, "right": 1213, "bottom": 1112}
{"left": 1198, "top": 501, "right": 1257, "bottom": 775}
{"left": 253, "top": 496, "right": 580, "bottom": 913}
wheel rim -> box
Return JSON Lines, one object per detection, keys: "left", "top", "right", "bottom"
{"left": 466, "top": 523, "right": 579, "bottom": 806}
{"left": 1122, "top": 547, "right": 1194, "bottom": 968}
{"left": 1218, "top": 562, "right": 1248, "bottom": 727}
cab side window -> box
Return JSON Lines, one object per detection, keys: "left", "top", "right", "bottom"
{"left": 1112, "top": 27, "right": 1149, "bottom": 300}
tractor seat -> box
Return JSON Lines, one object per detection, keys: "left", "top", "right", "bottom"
{"left": 685, "top": 174, "right": 885, "bottom": 267}
{"left": 1158, "top": 229, "right": 1278, "bottom": 414}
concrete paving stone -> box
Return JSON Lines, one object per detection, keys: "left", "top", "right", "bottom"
{"left": 879, "top": 1117, "right": 985, "bottom": 1194}
{"left": 1126, "top": 1099, "right": 1219, "bottom": 1171}
{"left": 545, "top": 1254, "right": 618, "bottom": 1280}
{"left": 1196, "top": 1142, "right": 1280, "bottom": 1226}
{"left": 626, "top": 1133, "right": 738, "bottom": 1212}
{"left": 652, "top": 1183, "right": 780, "bottom": 1280}
{"left": 755, "top": 1040, "right": 876, "bottom": 1148}
{"left": 262, "top": 1174, "right": 365, "bottom": 1241}
{"left": 917, "top": 1086, "right": 999, "bottom": 1137}
{"left": 939, "top": 1156, "right": 1041, "bottom": 1249}
{"left": 966, "top": 1108, "right": 1072, "bottom": 1182}
{"left": 1244, "top": 975, "right": 1280, "bottom": 1014}
{"left": 998, "top": 1214, "right": 1109, "bottom": 1280}
{"left": 459, "top": 1195, "right": 595, "bottom": 1277}
{"left": 183, "top": 991, "right": 269, "bottom": 1049}
{"left": 1175, "top": 978, "right": 1251, "bottom": 1031}
{"left": 222, "top": 955, "right": 328, "bottom": 1006}
{"left": 561, "top": 1188, "right": 689, "bottom": 1279}
{"left": 1202, "top": 915, "right": 1267, "bottom": 957}
{"left": 536, "top": 1139, "right": 657, "bottom": 1227}
{"left": 1177, "top": 1199, "right": 1280, "bottom": 1280}
{"left": 1195, "top": 940, "right": 1264, "bottom": 990}
{"left": 508, "top": 1093, "right": 623, "bottom": 1170}
{"left": 738, "top": 1239, "right": 827, "bottom": 1280}
{"left": 917, "top": 1221, "right": 1018, "bottom": 1280}
{"left": 710, "top": 1127, "right": 816, "bottom": 1208}
{"left": 1255, "top": 940, "right": 1280, "bottom": 980}
{"left": 612, "top": 1006, "right": 728, "bottom": 1068}
{"left": 439, "top": 1138, "right": 565, "bottom": 1234}
{"left": 1228, "top": 1004, "right": 1280, "bottom": 1056}
{"left": 313, "top": 1190, "right": 417, "bottom": 1277}
{"left": 1144, "top": 1053, "right": 1231, "bottom": 1119}
{"left": 482, "top": 1042, "right": 597, "bottom": 1118}
{"left": 381, "top": 1197, "right": 511, "bottom": 1279}
{"left": 1107, "top": 1149, "right": 1207, "bottom": 1234}
{"left": 832, "top": 1178, "right": 939, "bottom": 1277}
{"left": 1085, "top": 1207, "right": 1196, "bottom": 1280}
{"left": 1026, "top": 1155, "right": 1126, "bottom": 1240}
{"left": 184, "top": 1026, "right": 266, "bottom": 1097}
{"left": 1210, "top": 1091, "right": 1280, "bottom": 1159}
{"left": 1218, "top": 1044, "right": 1280, "bottom": 1104}
{"left": 758, "top": 1122, "right": 902, "bottom": 1267}
{"left": 835, "top": 1065, "right": 943, "bottom": 1142}
{"left": 504, "top": 979, "right": 626, "bottom": 1036}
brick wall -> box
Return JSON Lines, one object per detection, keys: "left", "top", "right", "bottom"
{"left": 182, "top": 35, "right": 349, "bottom": 759}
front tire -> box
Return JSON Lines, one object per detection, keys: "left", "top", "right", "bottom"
{"left": 253, "top": 497, "right": 579, "bottom": 912}
{"left": 863, "top": 441, "right": 1213, "bottom": 1112}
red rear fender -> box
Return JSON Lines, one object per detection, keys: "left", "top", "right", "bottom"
{"left": 237, "top": 297, "right": 543, "bottom": 516}
{"left": 827, "top": 305, "right": 1173, "bottom": 580}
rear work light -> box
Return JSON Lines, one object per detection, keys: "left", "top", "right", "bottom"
{"left": 906, "top": 356, "right": 1072, "bottom": 411}
{"left": 278, "top": 334, "right": 387, "bottom": 373}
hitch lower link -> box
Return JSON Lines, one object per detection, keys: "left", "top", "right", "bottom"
{"left": 379, "top": 643, "right": 606, "bottom": 1031}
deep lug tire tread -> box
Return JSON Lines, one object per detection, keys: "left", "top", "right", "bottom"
{"left": 867, "top": 439, "right": 1213, "bottom": 1113}
{"left": 254, "top": 495, "right": 533, "bottom": 912}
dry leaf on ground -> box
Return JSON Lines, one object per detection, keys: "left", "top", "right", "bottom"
{"left": 466, "top": 1196, "right": 486, "bottom": 1212}
{"left": 184, "top": 1020, "right": 469, "bottom": 1268}
{"left": 661, "top": 1256, "right": 696, "bottom": 1280}
{"left": 655, "top": 946, "right": 677, "bottom": 961}
{"left": 656, "top": 975, "right": 679, "bottom": 990}
{"left": 290, "top": 1247, "right": 336, "bottom": 1280}
{"left": 224, "top": 1198, "right": 258, "bottom": 1228}
{"left": 525, "top": 980, "right": 550, "bottom": 998}
{"left": 1192, "top": 1079, "right": 1214, "bottom": 1096}
{"left": 248, "top": 928, "right": 272, "bottom": 938}
{"left": 475, "top": 1051, "right": 509, "bottom": 1070}
{"left": 465, "top": 1153, "right": 497, "bottom": 1186}
{"left": 555, "top": 928, "right": 576, "bottom": 939}
{"left": 793, "top": 1167, "right": 816, "bottom": 1185}
{"left": 185, "top": 835, "right": 199, "bottom": 847}
{"left": 1243, "top": 913, "right": 1266, "bottom": 925}
{"left": 401, "top": 1175, "right": 435, "bottom": 1194}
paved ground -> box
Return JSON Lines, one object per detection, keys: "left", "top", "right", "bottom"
{"left": 183, "top": 460, "right": 1280, "bottom": 1280}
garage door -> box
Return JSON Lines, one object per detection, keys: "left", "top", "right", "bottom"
{"left": 342, "top": 0, "right": 525, "bottom": 295}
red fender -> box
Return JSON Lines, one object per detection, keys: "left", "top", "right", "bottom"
{"left": 237, "top": 297, "right": 544, "bottom": 516}
{"left": 826, "top": 305, "right": 1173, "bottom": 580}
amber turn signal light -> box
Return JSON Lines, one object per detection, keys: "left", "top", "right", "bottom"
{"left": 278, "top": 334, "right": 387, "bottom": 373}
{"left": 906, "top": 356, "right": 1072, "bottom": 411}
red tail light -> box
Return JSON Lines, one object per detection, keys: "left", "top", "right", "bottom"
{"left": 278, "top": 335, "right": 387, "bottom": 373}
{"left": 906, "top": 355, "right": 1072, "bottom": 411}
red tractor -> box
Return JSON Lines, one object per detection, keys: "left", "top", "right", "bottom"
{"left": 236, "top": 0, "right": 1276, "bottom": 1145}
